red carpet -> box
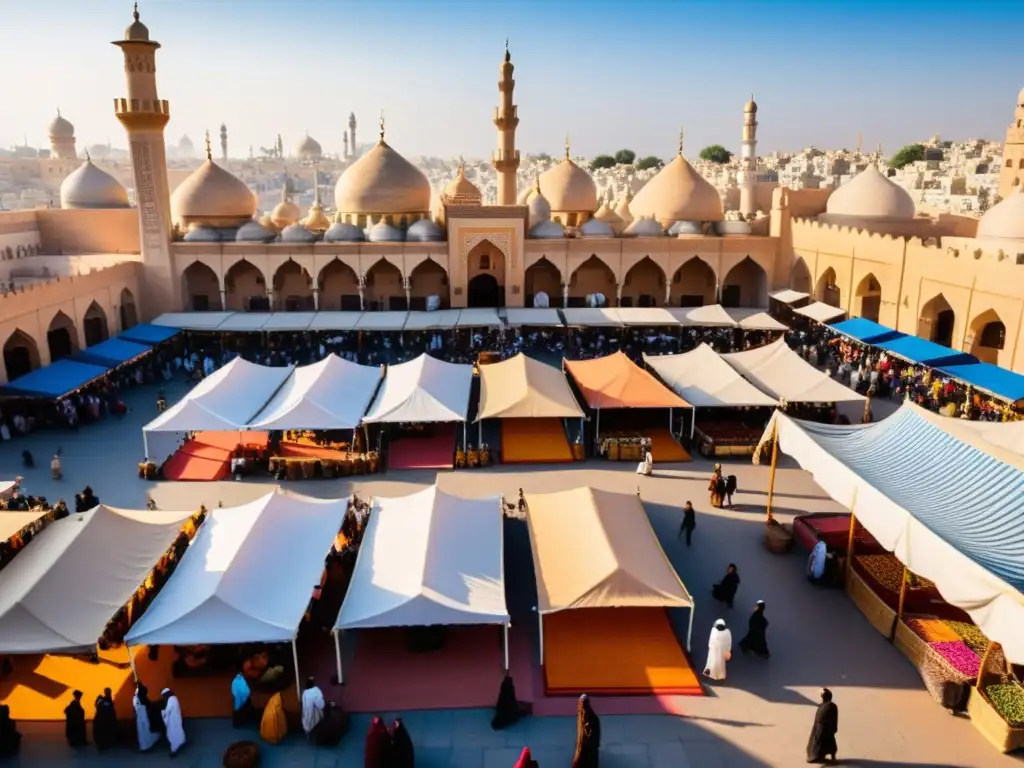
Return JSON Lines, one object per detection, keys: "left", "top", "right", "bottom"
{"left": 161, "top": 431, "right": 270, "bottom": 482}
{"left": 388, "top": 425, "right": 456, "bottom": 470}
{"left": 162, "top": 451, "right": 229, "bottom": 481}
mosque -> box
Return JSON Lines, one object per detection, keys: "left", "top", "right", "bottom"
{"left": 3, "top": 3, "right": 1024, "bottom": 385}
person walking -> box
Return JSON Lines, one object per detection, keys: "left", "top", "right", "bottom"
{"left": 739, "top": 601, "right": 770, "bottom": 658}
{"left": 711, "top": 564, "right": 741, "bottom": 609}
{"left": 703, "top": 619, "right": 732, "bottom": 681}
{"left": 64, "top": 690, "right": 87, "bottom": 747}
{"left": 806, "top": 688, "right": 839, "bottom": 763}
{"left": 572, "top": 694, "right": 600, "bottom": 767}
{"left": 678, "top": 501, "right": 696, "bottom": 546}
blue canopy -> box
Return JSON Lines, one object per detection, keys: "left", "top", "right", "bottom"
{"left": 1, "top": 359, "right": 109, "bottom": 399}
{"left": 119, "top": 323, "right": 179, "bottom": 345}
{"left": 830, "top": 317, "right": 905, "bottom": 345}
{"left": 876, "top": 335, "right": 976, "bottom": 368}
{"left": 73, "top": 338, "right": 152, "bottom": 368}
{"left": 937, "top": 362, "right": 1024, "bottom": 404}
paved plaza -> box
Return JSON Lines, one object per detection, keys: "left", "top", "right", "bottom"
{"left": 0, "top": 382, "right": 1016, "bottom": 767}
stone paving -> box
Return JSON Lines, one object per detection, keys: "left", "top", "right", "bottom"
{"left": 0, "top": 381, "right": 1015, "bottom": 767}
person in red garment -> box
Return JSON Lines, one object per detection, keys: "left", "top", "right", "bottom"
{"left": 514, "top": 746, "right": 539, "bottom": 767}
{"left": 364, "top": 716, "right": 391, "bottom": 767}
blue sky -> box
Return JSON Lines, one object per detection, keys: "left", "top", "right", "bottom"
{"left": 4, "top": 0, "right": 1022, "bottom": 159}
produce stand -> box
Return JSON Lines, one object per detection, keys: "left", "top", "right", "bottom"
{"left": 968, "top": 642, "right": 1024, "bottom": 753}
{"left": 694, "top": 423, "right": 762, "bottom": 458}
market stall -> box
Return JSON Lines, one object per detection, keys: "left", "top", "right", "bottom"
{"left": 722, "top": 338, "right": 866, "bottom": 405}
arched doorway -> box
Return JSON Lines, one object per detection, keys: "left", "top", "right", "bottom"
{"left": 968, "top": 309, "right": 1005, "bottom": 365}
{"left": 47, "top": 310, "right": 78, "bottom": 361}
{"left": 83, "top": 301, "right": 109, "bottom": 347}
{"left": 918, "top": 294, "right": 955, "bottom": 347}
{"left": 119, "top": 287, "right": 138, "bottom": 330}
{"left": 318, "top": 259, "right": 361, "bottom": 311}
{"left": 465, "top": 240, "right": 506, "bottom": 307}
{"left": 524, "top": 257, "right": 562, "bottom": 307}
{"left": 855, "top": 273, "right": 882, "bottom": 322}
{"left": 815, "top": 267, "right": 841, "bottom": 307}
{"left": 568, "top": 255, "right": 616, "bottom": 307}
{"left": 790, "top": 258, "right": 812, "bottom": 295}
{"left": 409, "top": 258, "right": 449, "bottom": 310}
{"left": 364, "top": 258, "right": 403, "bottom": 311}
{"left": 225, "top": 260, "right": 269, "bottom": 312}
{"left": 273, "top": 259, "right": 314, "bottom": 311}
{"left": 621, "top": 257, "right": 664, "bottom": 308}
{"left": 3, "top": 329, "right": 40, "bottom": 382}
{"left": 671, "top": 257, "right": 716, "bottom": 307}
{"left": 182, "top": 261, "right": 222, "bottom": 311}
{"left": 721, "top": 256, "right": 768, "bottom": 308}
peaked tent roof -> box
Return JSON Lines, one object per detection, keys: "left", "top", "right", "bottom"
{"left": 73, "top": 338, "right": 152, "bottom": 368}
{"left": 770, "top": 289, "right": 810, "bottom": 304}
{"left": 126, "top": 490, "right": 348, "bottom": 646}
{"left": 248, "top": 355, "right": 382, "bottom": 430}
{"left": 830, "top": 317, "right": 904, "bottom": 345}
{"left": 144, "top": 357, "right": 294, "bottom": 433}
{"left": 362, "top": 353, "right": 473, "bottom": 423}
{"left": 670, "top": 304, "right": 736, "bottom": 327}
{"left": 726, "top": 308, "right": 788, "bottom": 332}
{"left": 527, "top": 487, "right": 692, "bottom": 614}
{"left": 0, "top": 505, "right": 193, "bottom": 653}
{"left": 722, "top": 338, "right": 864, "bottom": 403}
{"left": 644, "top": 345, "right": 778, "bottom": 407}
{"left": 2, "top": 358, "right": 109, "bottom": 399}
{"left": 477, "top": 353, "right": 584, "bottom": 420}
{"left": 794, "top": 301, "right": 846, "bottom": 323}
{"left": 336, "top": 487, "right": 508, "bottom": 630}
{"left": 761, "top": 404, "right": 1024, "bottom": 664}
{"left": 0, "top": 510, "right": 48, "bottom": 543}
{"left": 876, "top": 335, "right": 976, "bottom": 368}
{"left": 564, "top": 351, "right": 689, "bottom": 409}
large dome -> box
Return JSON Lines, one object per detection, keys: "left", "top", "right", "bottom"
{"left": 334, "top": 136, "right": 431, "bottom": 216}
{"left": 976, "top": 187, "right": 1024, "bottom": 244}
{"left": 629, "top": 153, "right": 724, "bottom": 225}
{"left": 824, "top": 165, "right": 915, "bottom": 221}
{"left": 48, "top": 112, "right": 74, "bottom": 139}
{"left": 171, "top": 157, "right": 257, "bottom": 229}
{"left": 60, "top": 159, "right": 129, "bottom": 209}
{"left": 539, "top": 158, "right": 598, "bottom": 212}
{"left": 295, "top": 134, "right": 322, "bottom": 162}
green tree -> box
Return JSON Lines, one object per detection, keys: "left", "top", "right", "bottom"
{"left": 977, "top": 187, "right": 991, "bottom": 213}
{"left": 635, "top": 155, "right": 664, "bottom": 171}
{"left": 889, "top": 143, "right": 925, "bottom": 169}
{"left": 614, "top": 149, "right": 636, "bottom": 165}
{"left": 699, "top": 144, "right": 733, "bottom": 164}
{"left": 590, "top": 154, "right": 617, "bottom": 170}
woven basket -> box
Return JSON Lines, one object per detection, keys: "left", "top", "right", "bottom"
{"left": 846, "top": 568, "right": 896, "bottom": 637}
{"left": 763, "top": 520, "right": 793, "bottom": 555}
{"left": 893, "top": 619, "right": 929, "bottom": 668}
{"left": 223, "top": 740, "right": 260, "bottom": 768}
{"left": 968, "top": 687, "right": 1024, "bottom": 754}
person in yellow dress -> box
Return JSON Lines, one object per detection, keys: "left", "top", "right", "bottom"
{"left": 259, "top": 692, "right": 287, "bottom": 744}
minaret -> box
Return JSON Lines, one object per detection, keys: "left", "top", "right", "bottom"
{"left": 343, "top": 131, "right": 349, "bottom": 159}
{"left": 348, "top": 113, "right": 356, "bottom": 158}
{"left": 112, "top": 3, "right": 179, "bottom": 314}
{"left": 220, "top": 123, "right": 228, "bottom": 163}
{"left": 492, "top": 39, "right": 520, "bottom": 205}
{"left": 739, "top": 95, "right": 758, "bottom": 218}
{"left": 998, "top": 88, "right": 1024, "bottom": 199}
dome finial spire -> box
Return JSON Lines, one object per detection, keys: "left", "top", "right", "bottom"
{"left": 133, "top": 2, "right": 139, "bottom": 22}
{"left": 204, "top": 130, "right": 212, "bottom": 161}
{"left": 378, "top": 110, "right": 386, "bottom": 145}
{"left": 84, "top": 148, "right": 91, "bottom": 162}
{"left": 504, "top": 38, "right": 510, "bottom": 62}
{"left": 679, "top": 126, "right": 685, "bottom": 156}
{"left": 564, "top": 134, "right": 570, "bottom": 160}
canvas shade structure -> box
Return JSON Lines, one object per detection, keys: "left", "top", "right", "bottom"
{"left": 0, "top": 505, "right": 193, "bottom": 654}
{"left": 217, "top": 313, "right": 273, "bottom": 332}
{"left": 644, "top": 345, "right": 778, "bottom": 408}
{"left": 526, "top": 487, "right": 694, "bottom": 659}
{"left": 722, "top": 338, "right": 865, "bottom": 403}
{"left": 0, "top": 509, "right": 47, "bottom": 543}
{"left": 913, "top": 405, "right": 1024, "bottom": 472}
{"left": 248, "top": 355, "right": 382, "bottom": 430}
{"left": 261, "top": 312, "right": 318, "bottom": 332}
{"left": 936, "top": 362, "right": 1024, "bottom": 404}
{"left": 307, "top": 312, "right": 364, "bottom": 331}
{"left": 793, "top": 301, "right": 846, "bottom": 323}
{"left": 876, "top": 335, "right": 976, "bottom": 368}
{"left": 118, "top": 323, "right": 180, "bottom": 345}
{"left": 614, "top": 307, "right": 680, "bottom": 326}
{"left": 73, "top": 338, "right": 152, "bottom": 368}
{"left": 1, "top": 359, "right": 109, "bottom": 399}
{"left": 456, "top": 308, "right": 503, "bottom": 328}
{"left": 404, "top": 310, "right": 461, "bottom": 330}
{"left": 561, "top": 308, "right": 623, "bottom": 327}
{"left": 563, "top": 352, "right": 688, "bottom": 410}
{"left": 725, "top": 308, "right": 788, "bottom": 332}
{"left": 356, "top": 311, "right": 408, "bottom": 331}
{"left": 758, "top": 405, "right": 1024, "bottom": 665}
{"left": 503, "top": 308, "right": 563, "bottom": 327}
{"left": 829, "top": 317, "right": 904, "bottom": 345}
{"left": 151, "top": 312, "right": 235, "bottom": 330}
{"left": 670, "top": 304, "right": 736, "bottom": 327}
{"left": 476, "top": 353, "right": 584, "bottom": 420}
{"left": 769, "top": 289, "right": 810, "bottom": 305}
{"left": 362, "top": 353, "right": 473, "bottom": 424}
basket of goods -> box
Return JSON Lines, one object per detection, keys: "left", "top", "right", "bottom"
{"left": 967, "top": 642, "right": 1024, "bottom": 753}
{"left": 917, "top": 647, "right": 972, "bottom": 712}
{"left": 763, "top": 518, "right": 794, "bottom": 554}
{"left": 223, "top": 740, "right": 260, "bottom": 768}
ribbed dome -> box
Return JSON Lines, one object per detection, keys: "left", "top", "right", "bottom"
{"left": 48, "top": 112, "right": 74, "bottom": 139}
{"left": 367, "top": 220, "right": 406, "bottom": 242}
{"left": 443, "top": 167, "right": 481, "bottom": 201}
{"left": 295, "top": 134, "right": 322, "bottom": 161}
{"left": 334, "top": 138, "right": 431, "bottom": 216}
{"left": 579, "top": 217, "right": 615, "bottom": 238}
{"left": 236, "top": 220, "right": 276, "bottom": 243}
{"left": 629, "top": 153, "right": 724, "bottom": 225}
{"left": 623, "top": 216, "right": 664, "bottom": 237}
{"left": 324, "top": 221, "right": 365, "bottom": 242}
{"left": 60, "top": 159, "right": 129, "bottom": 210}
{"left": 539, "top": 158, "right": 598, "bottom": 212}
{"left": 281, "top": 223, "right": 317, "bottom": 243}
{"left": 171, "top": 158, "right": 257, "bottom": 229}
{"left": 824, "top": 165, "right": 915, "bottom": 221}
{"left": 977, "top": 188, "right": 1024, "bottom": 243}
{"left": 406, "top": 218, "right": 445, "bottom": 242}
{"left": 529, "top": 219, "right": 564, "bottom": 239}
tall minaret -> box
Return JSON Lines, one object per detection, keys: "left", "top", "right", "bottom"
{"left": 348, "top": 113, "right": 356, "bottom": 158}
{"left": 112, "top": 3, "right": 179, "bottom": 315}
{"left": 739, "top": 95, "right": 758, "bottom": 218}
{"left": 492, "top": 39, "right": 520, "bottom": 205}
{"left": 220, "top": 123, "right": 228, "bottom": 162}
{"left": 343, "top": 131, "right": 349, "bottom": 159}
{"left": 998, "top": 88, "right": 1024, "bottom": 199}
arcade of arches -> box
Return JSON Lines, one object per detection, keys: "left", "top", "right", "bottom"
{"left": 568, "top": 255, "right": 616, "bottom": 307}
{"left": 226, "top": 260, "right": 269, "bottom": 312}
{"left": 525, "top": 258, "right": 561, "bottom": 307}
{"left": 671, "top": 258, "right": 716, "bottom": 307}
{"left": 182, "top": 261, "right": 222, "bottom": 312}
{"left": 409, "top": 258, "right": 448, "bottom": 310}
{"left": 47, "top": 311, "right": 78, "bottom": 362}
{"left": 620, "top": 257, "right": 663, "bottom": 308}
{"left": 969, "top": 309, "right": 1006, "bottom": 365}
{"left": 364, "top": 259, "right": 403, "bottom": 311}
{"left": 855, "top": 273, "right": 882, "bottom": 323}
{"left": 721, "top": 257, "right": 768, "bottom": 309}
{"left": 83, "top": 301, "right": 109, "bottom": 348}
{"left": 918, "top": 294, "right": 956, "bottom": 348}
{"left": 815, "top": 267, "right": 841, "bottom": 307}
{"left": 318, "top": 259, "right": 361, "bottom": 312}
{"left": 3, "top": 329, "right": 40, "bottom": 382}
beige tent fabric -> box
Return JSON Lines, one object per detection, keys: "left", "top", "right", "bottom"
{"left": 476, "top": 354, "right": 585, "bottom": 420}
{"left": 912, "top": 403, "right": 1024, "bottom": 472}
{"left": 527, "top": 487, "right": 692, "bottom": 614}
{"left": 0, "top": 510, "right": 47, "bottom": 544}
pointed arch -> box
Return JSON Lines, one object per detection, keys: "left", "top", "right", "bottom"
{"left": 815, "top": 267, "right": 841, "bottom": 307}
{"left": 568, "top": 254, "right": 616, "bottom": 307}
{"left": 83, "top": 300, "right": 109, "bottom": 347}
{"left": 273, "top": 258, "right": 313, "bottom": 311}
{"left": 364, "top": 257, "right": 404, "bottom": 311}
{"left": 721, "top": 256, "right": 768, "bottom": 309}
{"left": 621, "top": 256, "right": 665, "bottom": 308}
{"left": 968, "top": 308, "right": 1005, "bottom": 365}
{"left": 466, "top": 239, "right": 506, "bottom": 307}
{"left": 671, "top": 256, "right": 716, "bottom": 307}
{"left": 790, "top": 257, "right": 812, "bottom": 295}
{"left": 225, "top": 259, "right": 268, "bottom": 312}
{"left": 525, "top": 257, "right": 562, "bottom": 308}
{"left": 182, "top": 261, "right": 222, "bottom": 311}
{"left": 409, "top": 257, "right": 449, "bottom": 310}
{"left": 119, "top": 287, "right": 138, "bottom": 330}
{"left": 47, "top": 310, "right": 78, "bottom": 361}
{"left": 3, "top": 328, "right": 41, "bottom": 382}
{"left": 854, "top": 273, "right": 882, "bottom": 322}
{"left": 918, "top": 293, "right": 955, "bottom": 347}
{"left": 318, "top": 258, "right": 361, "bottom": 311}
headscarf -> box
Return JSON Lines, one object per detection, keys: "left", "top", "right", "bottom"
{"left": 514, "top": 746, "right": 537, "bottom": 768}
{"left": 389, "top": 717, "right": 415, "bottom": 767}
{"left": 364, "top": 716, "right": 391, "bottom": 768}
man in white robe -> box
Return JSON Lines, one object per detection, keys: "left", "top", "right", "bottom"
{"left": 635, "top": 451, "right": 653, "bottom": 476}
{"left": 133, "top": 684, "right": 159, "bottom": 752}
{"left": 300, "top": 677, "right": 325, "bottom": 738}
{"left": 160, "top": 688, "right": 186, "bottom": 756}
{"left": 703, "top": 619, "right": 732, "bottom": 681}
{"left": 807, "top": 538, "right": 828, "bottom": 583}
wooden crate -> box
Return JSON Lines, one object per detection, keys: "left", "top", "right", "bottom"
{"left": 968, "top": 687, "right": 1024, "bottom": 754}
{"left": 893, "top": 619, "right": 929, "bottom": 668}
{"left": 846, "top": 568, "right": 896, "bottom": 638}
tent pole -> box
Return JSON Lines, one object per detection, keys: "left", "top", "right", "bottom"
{"left": 765, "top": 421, "right": 779, "bottom": 522}
{"left": 690, "top": 408, "right": 696, "bottom": 440}
{"left": 291, "top": 637, "right": 302, "bottom": 704}
{"left": 668, "top": 407, "right": 672, "bottom": 432}
{"left": 478, "top": 420, "right": 482, "bottom": 447}
{"left": 538, "top": 611, "right": 545, "bottom": 666}
{"left": 891, "top": 565, "right": 909, "bottom": 641}
{"left": 126, "top": 645, "right": 138, "bottom": 682}
{"left": 143, "top": 431, "right": 150, "bottom": 461}
{"left": 333, "top": 630, "right": 344, "bottom": 684}
{"left": 503, "top": 623, "right": 510, "bottom": 673}
{"left": 844, "top": 512, "right": 857, "bottom": 587}
{"left": 463, "top": 421, "right": 467, "bottom": 451}
{"left": 686, "top": 604, "right": 695, "bottom": 652}
{"left": 595, "top": 408, "right": 601, "bottom": 450}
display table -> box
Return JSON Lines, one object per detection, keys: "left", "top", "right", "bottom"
{"left": 599, "top": 435, "right": 651, "bottom": 462}
{"left": 694, "top": 423, "right": 762, "bottom": 458}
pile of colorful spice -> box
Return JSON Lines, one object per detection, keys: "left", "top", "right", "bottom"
{"left": 905, "top": 616, "right": 959, "bottom": 643}
{"left": 928, "top": 641, "right": 981, "bottom": 679}
{"left": 855, "top": 554, "right": 933, "bottom": 593}
{"left": 985, "top": 683, "right": 1024, "bottom": 726}
{"left": 941, "top": 620, "right": 990, "bottom": 656}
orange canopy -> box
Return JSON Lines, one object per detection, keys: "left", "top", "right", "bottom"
{"left": 564, "top": 352, "right": 689, "bottom": 409}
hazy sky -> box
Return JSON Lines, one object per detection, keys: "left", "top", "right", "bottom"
{"left": 4, "top": 0, "right": 1023, "bottom": 160}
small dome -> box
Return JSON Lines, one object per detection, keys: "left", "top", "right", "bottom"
{"left": 48, "top": 112, "right": 74, "bottom": 139}
{"left": 335, "top": 135, "right": 431, "bottom": 216}
{"left": 258, "top": 214, "right": 278, "bottom": 231}
{"left": 324, "top": 221, "right": 365, "bottom": 242}
{"left": 529, "top": 219, "right": 564, "bottom": 239}
{"left": 1018, "top": 87, "right": 1024, "bottom": 107}
{"left": 977, "top": 188, "right": 1024, "bottom": 243}
{"left": 745, "top": 97, "right": 758, "bottom": 113}
{"left": 183, "top": 226, "right": 222, "bottom": 242}
{"left": 517, "top": 185, "right": 533, "bottom": 205}
{"left": 281, "top": 223, "right": 317, "bottom": 243}
{"left": 367, "top": 220, "right": 405, "bottom": 243}
{"left": 527, "top": 179, "right": 552, "bottom": 228}
{"left": 406, "top": 218, "right": 445, "bottom": 242}
{"left": 593, "top": 195, "right": 624, "bottom": 232}
{"left": 60, "top": 159, "right": 129, "bottom": 210}
{"left": 823, "top": 165, "right": 915, "bottom": 221}
{"left": 304, "top": 204, "right": 331, "bottom": 233}
{"left": 614, "top": 190, "right": 634, "bottom": 226}
{"left": 171, "top": 157, "right": 257, "bottom": 229}
{"left": 622, "top": 216, "right": 663, "bottom": 237}
{"left": 271, "top": 198, "right": 301, "bottom": 229}
{"left": 539, "top": 157, "right": 599, "bottom": 212}
{"left": 295, "top": 134, "right": 322, "bottom": 162}
{"left": 579, "top": 217, "right": 615, "bottom": 238}
{"left": 123, "top": 6, "right": 150, "bottom": 41}
{"left": 443, "top": 167, "right": 481, "bottom": 202}
{"left": 236, "top": 220, "right": 276, "bottom": 242}
{"left": 668, "top": 220, "right": 703, "bottom": 236}
{"left": 630, "top": 153, "right": 724, "bottom": 225}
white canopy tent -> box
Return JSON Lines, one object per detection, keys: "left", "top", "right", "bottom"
{"left": 333, "top": 486, "right": 509, "bottom": 679}
{"left": 456, "top": 308, "right": 503, "bottom": 328}
{"left": 151, "top": 312, "right": 235, "bottom": 330}
{"left": 503, "top": 308, "right": 563, "bottom": 327}
{"left": 725, "top": 307, "right": 788, "bottom": 332}
{"left": 261, "top": 312, "right": 318, "bottom": 332}
{"left": 307, "top": 312, "right": 364, "bottom": 332}
{"left": 615, "top": 307, "right": 680, "bottom": 326}
{"left": 362, "top": 353, "right": 473, "bottom": 425}
{"left": 722, "top": 338, "right": 865, "bottom": 403}
{"left": 770, "top": 289, "right": 810, "bottom": 305}
{"left": 671, "top": 304, "right": 736, "bottom": 327}
{"left": 404, "top": 310, "right": 461, "bottom": 331}
{"left": 247, "top": 355, "right": 382, "bottom": 430}
{"left": 561, "top": 308, "right": 623, "bottom": 327}
{"left": 356, "top": 311, "right": 408, "bottom": 331}
{"left": 217, "top": 313, "right": 273, "bottom": 332}
{"left": 0, "top": 505, "right": 193, "bottom": 653}
{"left": 794, "top": 301, "right": 846, "bottom": 323}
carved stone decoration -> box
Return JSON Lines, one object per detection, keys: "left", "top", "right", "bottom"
{"left": 130, "top": 139, "right": 167, "bottom": 252}
{"left": 461, "top": 233, "right": 511, "bottom": 265}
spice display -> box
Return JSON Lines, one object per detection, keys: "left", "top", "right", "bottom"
{"left": 985, "top": 683, "right": 1024, "bottom": 727}
{"left": 942, "top": 620, "right": 990, "bottom": 656}
{"left": 856, "top": 554, "right": 935, "bottom": 593}
{"left": 906, "top": 616, "right": 960, "bottom": 643}
{"left": 928, "top": 641, "right": 981, "bottom": 679}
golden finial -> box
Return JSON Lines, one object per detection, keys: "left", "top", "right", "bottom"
{"left": 564, "top": 134, "right": 570, "bottom": 160}
{"left": 84, "top": 148, "right": 91, "bottom": 162}
{"left": 533, "top": 173, "right": 541, "bottom": 193}
{"left": 56, "top": 106, "right": 61, "bottom": 118}
{"left": 133, "top": 2, "right": 139, "bottom": 22}
{"left": 204, "top": 130, "right": 212, "bottom": 161}
{"left": 378, "top": 110, "right": 386, "bottom": 145}
{"left": 678, "top": 126, "right": 685, "bottom": 156}
{"left": 504, "top": 38, "right": 511, "bottom": 63}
